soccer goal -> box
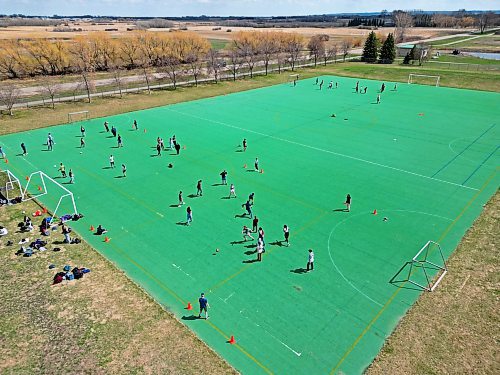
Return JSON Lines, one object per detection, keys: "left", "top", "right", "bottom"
{"left": 288, "top": 74, "right": 299, "bottom": 86}
{"left": 408, "top": 73, "right": 440, "bottom": 87}
{"left": 68, "top": 110, "right": 90, "bottom": 123}
{"left": 23, "top": 171, "right": 78, "bottom": 221}
{"left": 0, "top": 169, "right": 24, "bottom": 201}
{"left": 406, "top": 240, "right": 448, "bottom": 292}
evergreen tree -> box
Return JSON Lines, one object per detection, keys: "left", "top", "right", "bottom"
{"left": 403, "top": 52, "right": 411, "bottom": 64}
{"left": 361, "top": 31, "right": 379, "bottom": 63}
{"left": 379, "top": 33, "right": 396, "bottom": 64}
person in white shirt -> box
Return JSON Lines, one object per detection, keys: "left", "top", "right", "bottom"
{"left": 306, "top": 249, "right": 314, "bottom": 272}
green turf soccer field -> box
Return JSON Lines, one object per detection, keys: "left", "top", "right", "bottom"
{"left": 1, "top": 75, "right": 498, "bottom": 374}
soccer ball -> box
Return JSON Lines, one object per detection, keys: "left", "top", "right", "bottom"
{"left": 216, "top": 248, "right": 219, "bottom": 252}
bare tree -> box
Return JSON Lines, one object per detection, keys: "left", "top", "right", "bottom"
{"left": 393, "top": 10, "right": 414, "bottom": 43}
{"left": 323, "top": 44, "right": 337, "bottom": 66}
{"left": 258, "top": 33, "right": 278, "bottom": 76}
{"left": 477, "top": 12, "right": 494, "bottom": 34}
{"left": 233, "top": 33, "right": 258, "bottom": 78}
{"left": 227, "top": 48, "right": 242, "bottom": 81}
{"left": 112, "top": 69, "right": 124, "bottom": 98}
{"left": 341, "top": 39, "right": 352, "bottom": 62}
{"left": 284, "top": 34, "right": 304, "bottom": 71}
{"left": 0, "top": 84, "right": 21, "bottom": 116}
{"left": 163, "top": 55, "right": 181, "bottom": 89}
{"left": 41, "top": 77, "right": 60, "bottom": 108}
{"left": 206, "top": 49, "right": 223, "bottom": 83}
{"left": 80, "top": 71, "right": 94, "bottom": 103}
{"left": 308, "top": 35, "right": 325, "bottom": 67}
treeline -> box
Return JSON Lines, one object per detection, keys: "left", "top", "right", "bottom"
{"left": 347, "top": 18, "right": 385, "bottom": 27}
{"left": 0, "top": 31, "right": 349, "bottom": 81}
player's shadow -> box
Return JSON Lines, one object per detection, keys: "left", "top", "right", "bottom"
{"left": 220, "top": 196, "right": 231, "bottom": 200}
{"left": 212, "top": 183, "right": 224, "bottom": 186}
{"left": 235, "top": 149, "right": 243, "bottom": 153}
{"left": 102, "top": 166, "right": 113, "bottom": 169}
{"left": 244, "top": 249, "right": 257, "bottom": 255}
{"left": 333, "top": 208, "right": 348, "bottom": 212}
{"left": 234, "top": 213, "right": 248, "bottom": 219}
{"left": 106, "top": 135, "right": 114, "bottom": 139}
{"left": 41, "top": 149, "right": 51, "bottom": 152}
{"left": 290, "top": 268, "right": 308, "bottom": 274}
{"left": 270, "top": 240, "right": 283, "bottom": 247}
{"left": 16, "top": 153, "right": 24, "bottom": 157}
{"left": 181, "top": 315, "right": 198, "bottom": 321}
{"left": 176, "top": 221, "right": 188, "bottom": 226}
{"left": 150, "top": 154, "right": 160, "bottom": 157}
{"left": 187, "top": 194, "right": 199, "bottom": 198}
{"left": 230, "top": 240, "right": 246, "bottom": 245}
{"left": 114, "top": 176, "right": 125, "bottom": 179}
{"left": 169, "top": 204, "right": 179, "bottom": 208}
{"left": 242, "top": 259, "right": 258, "bottom": 263}
{"left": 111, "top": 146, "right": 120, "bottom": 149}
{"left": 246, "top": 169, "right": 257, "bottom": 172}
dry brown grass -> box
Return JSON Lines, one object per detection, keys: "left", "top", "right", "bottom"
{"left": 368, "top": 191, "right": 500, "bottom": 375}
{"left": 0, "top": 198, "right": 236, "bottom": 374}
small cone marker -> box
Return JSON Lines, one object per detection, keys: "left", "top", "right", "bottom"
{"left": 186, "top": 302, "right": 193, "bottom": 310}
{"left": 4, "top": 159, "right": 8, "bottom": 164}
{"left": 373, "top": 209, "right": 377, "bottom": 215}
{"left": 42, "top": 207, "right": 48, "bottom": 213}
{"left": 90, "top": 225, "right": 95, "bottom": 231}
{"left": 228, "top": 335, "right": 236, "bottom": 345}
{"left": 243, "top": 164, "right": 247, "bottom": 168}
{"left": 26, "top": 176, "right": 29, "bottom": 181}
{"left": 37, "top": 186, "right": 42, "bottom": 191}
{"left": 104, "top": 236, "right": 110, "bottom": 242}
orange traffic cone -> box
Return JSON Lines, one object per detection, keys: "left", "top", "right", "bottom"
{"left": 373, "top": 209, "right": 377, "bottom": 215}
{"left": 186, "top": 302, "right": 193, "bottom": 310}
{"left": 243, "top": 164, "right": 247, "bottom": 169}
{"left": 90, "top": 225, "right": 95, "bottom": 231}
{"left": 4, "top": 159, "right": 8, "bottom": 164}
{"left": 26, "top": 176, "right": 29, "bottom": 181}
{"left": 104, "top": 236, "right": 110, "bottom": 242}
{"left": 37, "top": 186, "right": 42, "bottom": 191}
{"left": 42, "top": 207, "right": 48, "bottom": 213}
{"left": 228, "top": 335, "right": 236, "bottom": 345}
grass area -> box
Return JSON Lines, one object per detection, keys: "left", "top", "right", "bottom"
{"left": 209, "top": 38, "right": 230, "bottom": 50}
{"left": 0, "top": 198, "right": 236, "bottom": 374}
{"left": 438, "top": 34, "right": 500, "bottom": 52}
{"left": 429, "top": 35, "right": 476, "bottom": 46}
{"left": 2, "top": 62, "right": 500, "bottom": 136}
{"left": 368, "top": 191, "right": 499, "bottom": 374}
{"left": 435, "top": 54, "right": 500, "bottom": 65}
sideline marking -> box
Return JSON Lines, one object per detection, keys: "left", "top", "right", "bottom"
{"left": 329, "top": 168, "right": 497, "bottom": 374}
{"left": 166, "top": 108, "right": 479, "bottom": 191}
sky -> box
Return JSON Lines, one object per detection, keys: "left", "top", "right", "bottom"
{"left": 1, "top": 0, "right": 498, "bottom": 17}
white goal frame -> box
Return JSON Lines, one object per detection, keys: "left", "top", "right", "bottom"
{"left": 408, "top": 73, "right": 440, "bottom": 87}
{"left": 68, "top": 110, "right": 89, "bottom": 123}
{"left": 407, "top": 240, "right": 447, "bottom": 292}
{"left": 288, "top": 74, "right": 299, "bottom": 85}
{"left": 0, "top": 169, "right": 25, "bottom": 201}
{"left": 23, "top": 171, "right": 78, "bottom": 220}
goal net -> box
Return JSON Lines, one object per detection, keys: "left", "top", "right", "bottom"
{"left": 408, "top": 74, "right": 440, "bottom": 87}
{"left": 288, "top": 74, "right": 299, "bottom": 85}
{"left": 68, "top": 110, "right": 89, "bottom": 123}
{"left": 406, "top": 240, "right": 448, "bottom": 292}
{"left": 23, "top": 171, "right": 78, "bottom": 222}
{"left": 0, "top": 169, "right": 24, "bottom": 202}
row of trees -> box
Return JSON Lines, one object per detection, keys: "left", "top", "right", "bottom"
{"left": 361, "top": 32, "right": 396, "bottom": 64}
{"left": 0, "top": 30, "right": 354, "bottom": 82}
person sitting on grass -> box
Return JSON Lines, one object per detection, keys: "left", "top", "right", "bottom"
{"left": 0, "top": 226, "right": 8, "bottom": 236}
{"left": 96, "top": 225, "right": 108, "bottom": 235}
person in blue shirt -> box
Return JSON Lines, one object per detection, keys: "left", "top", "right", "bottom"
{"left": 242, "top": 200, "right": 253, "bottom": 218}
{"left": 198, "top": 293, "right": 210, "bottom": 319}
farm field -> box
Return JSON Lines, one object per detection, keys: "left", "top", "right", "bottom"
{"left": 0, "top": 75, "right": 498, "bottom": 373}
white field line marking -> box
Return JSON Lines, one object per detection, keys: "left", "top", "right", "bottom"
{"left": 156, "top": 211, "right": 164, "bottom": 217}
{"left": 171, "top": 263, "right": 195, "bottom": 280}
{"left": 238, "top": 309, "right": 302, "bottom": 357}
{"left": 167, "top": 108, "right": 479, "bottom": 191}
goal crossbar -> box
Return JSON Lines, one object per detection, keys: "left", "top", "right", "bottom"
{"left": 23, "top": 171, "right": 78, "bottom": 219}
{"left": 68, "top": 110, "right": 89, "bottom": 123}
{"left": 407, "top": 240, "right": 447, "bottom": 292}
{"left": 408, "top": 73, "right": 440, "bottom": 87}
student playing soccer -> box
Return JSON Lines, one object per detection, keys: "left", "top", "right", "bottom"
{"left": 345, "top": 194, "right": 351, "bottom": 212}
{"left": 242, "top": 138, "right": 247, "bottom": 152}
{"left": 69, "top": 169, "right": 74, "bottom": 184}
{"left": 196, "top": 180, "right": 203, "bottom": 196}
{"left": 111, "top": 126, "right": 117, "bottom": 137}
{"left": 198, "top": 293, "right": 209, "bottom": 319}
{"left": 104, "top": 121, "right": 110, "bottom": 132}
{"left": 156, "top": 143, "right": 161, "bottom": 156}
{"left": 59, "top": 163, "right": 67, "bottom": 178}
{"left": 243, "top": 200, "right": 253, "bottom": 218}
{"left": 229, "top": 183, "right": 236, "bottom": 198}
{"left": 283, "top": 224, "right": 290, "bottom": 246}
{"left": 254, "top": 157, "right": 259, "bottom": 171}
{"left": 21, "top": 142, "right": 27, "bottom": 156}
{"left": 220, "top": 170, "right": 228, "bottom": 185}
{"left": 252, "top": 216, "right": 259, "bottom": 232}
{"left": 319, "top": 80, "right": 324, "bottom": 90}
{"left": 0, "top": 146, "right": 5, "bottom": 159}
{"left": 80, "top": 125, "right": 85, "bottom": 137}
{"left": 242, "top": 225, "right": 254, "bottom": 241}
{"left": 186, "top": 206, "right": 193, "bottom": 225}
{"left": 133, "top": 119, "right": 138, "bottom": 130}
{"left": 178, "top": 191, "right": 185, "bottom": 206}
{"left": 109, "top": 155, "right": 115, "bottom": 168}
{"left": 328, "top": 81, "right": 333, "bottom": 89}
{"left": 122, "top": 164, "right": 126, "bottom": 177}
{"left": 355, "top": 81, "right": 359, "bottom": 93}
{"left": 80, "top": 137, "right": 85, "bottom": 148}
{"left": 117, "top": 134, "right": 123, "bottom": 148}
{"left": 377, "top": 94, "right": 381, "bottom": 104}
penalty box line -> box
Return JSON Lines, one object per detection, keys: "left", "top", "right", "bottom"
{"left": 166, "top": 108, "right": 479, "bottom": 192}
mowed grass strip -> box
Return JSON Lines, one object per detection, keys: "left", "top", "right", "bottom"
{"left": 367, "top": 191, "right": 499, "bottom": 375}
{"left": 0, "top": 198, "right": 237, "bottom": 374}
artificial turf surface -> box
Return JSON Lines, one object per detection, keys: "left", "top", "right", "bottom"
{"left": 1, "top": 75, "right": 498, "bottom": 374}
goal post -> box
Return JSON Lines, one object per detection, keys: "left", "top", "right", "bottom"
{"left": 0, "top": 169, "right": 24, "bottom": 201}
{"left": 408, "top": 73, "right": 440, "bottom": 87}
{"left": 23, "top": 171, "right": 78, "bottom": 221}
{"left": 68, "top": 110, "right": 89, "bottom": 123}
{"left": 406, "top": 240, "right": 448, "bottom": 292}
{"left": 288, "top": 74, "right": 299, "bottom": 85}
